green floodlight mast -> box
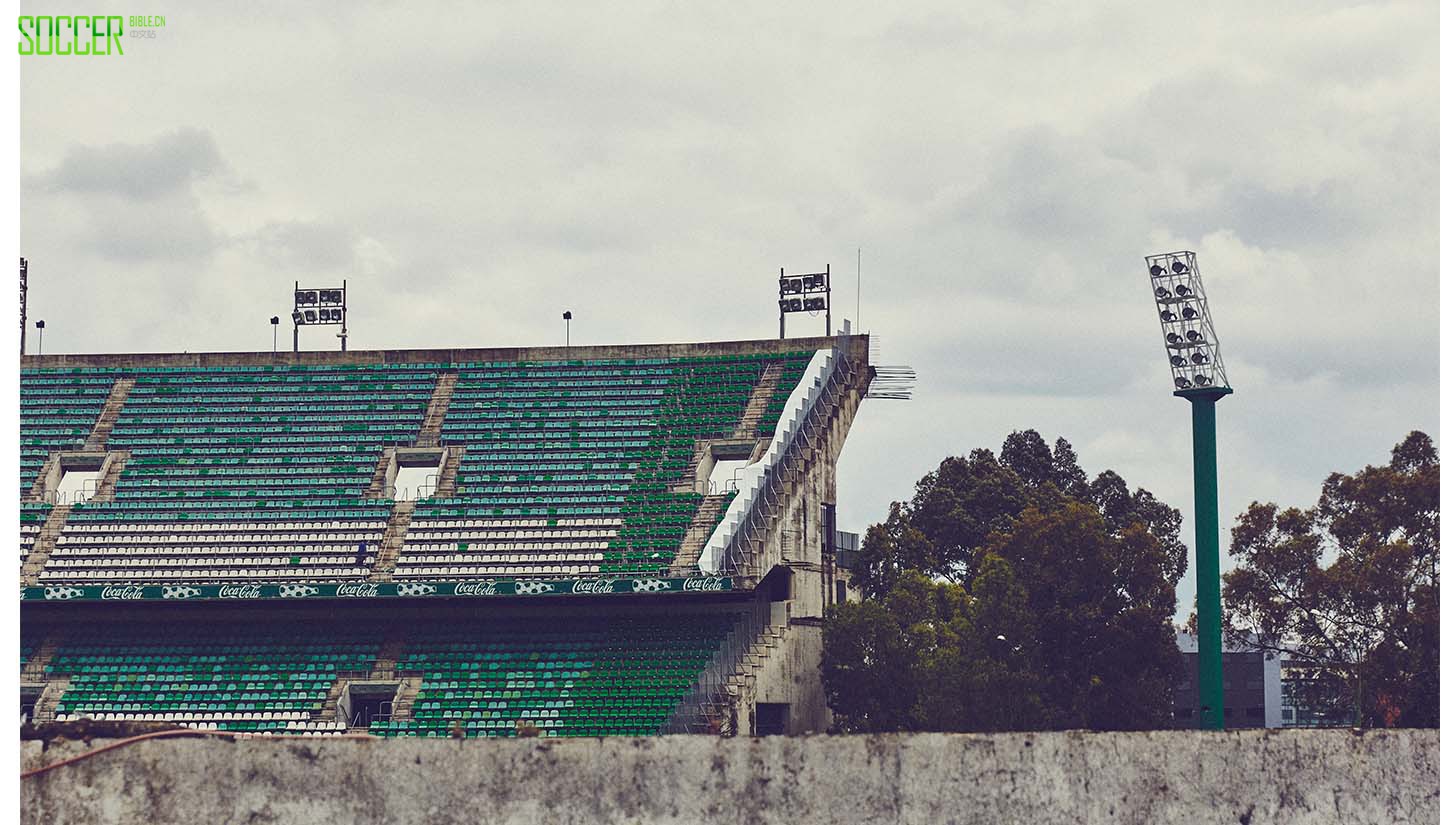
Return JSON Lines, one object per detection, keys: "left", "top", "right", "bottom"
{"left": 1146, "top": 250, "right": 1232, "bottom": 730}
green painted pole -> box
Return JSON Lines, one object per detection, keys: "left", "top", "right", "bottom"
{"left": 1178, "top": 386, "right": 1231, "bottom": 730}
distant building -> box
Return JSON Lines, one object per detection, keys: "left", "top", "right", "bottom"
{"left": 1280, "top": 656, "right": 1357, "bottom": 728}
{"left": 1172, "top": 631, "right": 1282, "bottom": 728}
{"left": 832, "top": 530, "right": 860, "bottom": 605}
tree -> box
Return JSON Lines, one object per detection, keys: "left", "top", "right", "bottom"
{"left": 826, "top": 430, "right": 1186, "bottom": 732}
{"left": 1221, "top": 431, "right": 1439, "bottom": 727}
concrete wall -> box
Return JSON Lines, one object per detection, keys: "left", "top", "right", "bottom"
{"left": 741, "top": 348, "right": 867, "bottom": 734}
{"left": 750, "top": 626, "right": 830, "bottom": 734}
{"left": 20, "top": 730, "right": 1436, "bottom": 825}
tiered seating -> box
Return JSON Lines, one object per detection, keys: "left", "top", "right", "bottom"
{"left": 403, "top": 353, "right": 814, "bottom": 578}
{"left": 395, "top": 517, "right": 612, "bottom": 579}
{"left": 48, "top": 625, "right": 377, "bottom": 733}
{"left": 374, "top": 612, "right": 737, "bottom": 738}
{"left": 21, "top": 352, "right": 818, "bottom": 585}
{"left": 36, "top": 612, "right": 738, "bottom": 737}
{"left": 101, "top": 364, "right": 439, "bottom": 515}
{"left": 20, "top": 368, "right": 114, "bottom": 489}
{"left": 20, "top": 504, "right": 46, "bottom": 565}
{"left": 42, "top": 521, "right": 379, "bottom": 582}
{"left": 37, "top": 364, "right": 442, "bottom": 583}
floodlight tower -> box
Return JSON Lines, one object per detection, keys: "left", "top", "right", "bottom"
{"left": 291, "top": 281, "right": 348, "bottom": 353}
{"left": 19, "top": 257, "right": 28, "bottom": 357}
{"left": 1145, "top": 250, "right": 1232, "bottom": 730}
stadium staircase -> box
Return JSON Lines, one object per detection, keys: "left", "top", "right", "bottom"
{"left": 368, "top": 501, "right": 416, "bottom": 581}
{"left": 671, "top": 493, "right": 733, "bottom": 571}
{"left": 22, "top": 505, "right": 73, "bottom": 586}
{"left": 416, "top": 372, "right": 459, "bottom": 448}
{"left": 21, "top": 633, "right": 59, "bottom": 682}
{"left": 713, "top": 620, "right": 787, "bottom": 735}
{"left": 24, "top": 636, "right": 69, "bottom": 725}
{"left": 318, "top": 679, "right": 348, "bottom": 725}
{"left": 365, "top": 449, "right": 395, "bottom": 499}
{"left": 387, "top": 677, "right": 425, "bottom": 724}
{"left": 734, "top": 363, "right": 783, "bottom": 439}
{"left": 24, "top": 456, "right": 56, "bottom": 503}
{"left": 30, "top": 677, "right": 70, "bottom": 725}
{"left": 372, "top": 639, "right": 405, "bottom": 680}
{"left": 432, "top": 447, "right": 463, "bottom": 498}
{"left": 91, "top": 451, "right": 131, "bottom": 502}
{"left": 84, "top": 377, "right": 136, "bottom": 451}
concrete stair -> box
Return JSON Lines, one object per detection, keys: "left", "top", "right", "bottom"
{"left": 389, "top": 677, "right": 425, "bottom": 722}
{"left": 317, "top": 678, "right": 350, "bottom": 724}
{"left": 671, "top": 493, "right": 733, "bottom": 572}
{"left": 31, "top": 676, "right": 71, "bottom": 724}
{"left": 733, "top": 363, "right": 783, "bottom": 438}
{"left": 372, "top": 639, "right": 406, "bottom": 680}
{"left": 24, "top": 453, "right": 59, "bottom": 503}
{"left": 368, "top": 501, "right": 416, "bottom": 581}
{"left": 91, "top": 451, "right": 131, "bottom": 502}
{"left": 21, "top": 634, "right": 60, "bottom": 682}
{"left": 432, "top": 447, "right": 464, "bottom": 499}
{"left": 22, "top": 504, "right": 73, "bottom": 586}
{"left": 724, "top": 623, "right": 787, "bottom": 705}
{"left": 365, "top": 448, "right": 396, "bottom": 499}
{"left": 416, "top": 372, "right": 459, "bottom": 448}
{"left": 85, "top": 378, "right": 135, "bottom": 451}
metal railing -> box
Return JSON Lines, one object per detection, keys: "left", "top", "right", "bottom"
{"left": 47, "top": 481, "right": 99, "bottom": 506}
{"left": 717, "top": 340, "right": 856, "bottom": 579}
{"left": 661, "top": 598, "right": 773, "bottom": 735}
{"left": 377, "top": 483, "right": 437, "bottom": 502}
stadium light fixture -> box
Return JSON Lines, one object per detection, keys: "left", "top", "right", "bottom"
{"left": 19, "top": 257, "right": 27, "bottom": 357}
{"left": 1144, "top": 249, "right": 1232, "bottom": 731}
{"left": 778, "top": 265, "right": 831, "bottom": 338}
{"left": 292, "top": 280, "right": 348, "bottom": 353}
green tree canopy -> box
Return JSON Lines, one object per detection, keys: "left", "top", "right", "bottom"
{"left": 825, "top": 430, "right": 1186, "bottom": 732}
{"left": 1222, "top": 431, "right": 1439, "bottom": 727}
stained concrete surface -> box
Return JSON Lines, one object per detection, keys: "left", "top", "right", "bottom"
{"left": 20, "top": 729, "right": 1437, "bottom": 825}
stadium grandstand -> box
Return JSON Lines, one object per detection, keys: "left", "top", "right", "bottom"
{"left": 19, "top": 332, "right": 873, "bottom": 738}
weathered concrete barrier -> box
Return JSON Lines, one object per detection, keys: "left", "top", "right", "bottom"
{"left": 20, "top": 729, "right": 1437, "bottom": 824}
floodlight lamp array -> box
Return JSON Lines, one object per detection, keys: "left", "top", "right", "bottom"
{"left": 1145, "top": 251, "right": 1230, "bottom": 392}
{"left": 779, "top": 272, "right": 828, "bottom": 299}
{"left": 293, "top": 286, "right": 345, "bottom": 326}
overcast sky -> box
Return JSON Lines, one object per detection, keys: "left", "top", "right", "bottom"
{"left": 20, "top": 1, "right": 1438, "bottom": 617}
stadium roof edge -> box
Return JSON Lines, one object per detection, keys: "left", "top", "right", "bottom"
{"left": 20, "top": 334, "right": 869, "bottom": 369}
